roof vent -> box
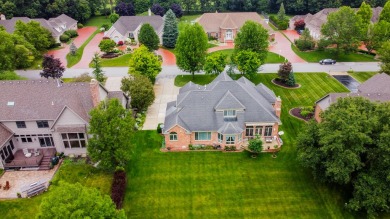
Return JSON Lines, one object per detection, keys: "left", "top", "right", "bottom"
{"left": 7, "top": 101, "right": 14, "bottom": 106}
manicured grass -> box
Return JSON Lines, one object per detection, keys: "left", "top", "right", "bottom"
{"left": 123, "top": 74, "right": 356, "bottom": 218}
{"left": 349, "top": 72, "right": 377, "bottom": 82}
{"left": 66, "top": 16, "right": 111, "bottom": 68}
{"left": 291, "top": 44, "right": 377, "bottom": 62}
{"left": 0, "top": 159, "right": 112, "bottom": 219}
{"left": 209, "top": 49, "right": 287, "bottom": 63}
{"left": 98, "top": 53, "right": 131, "bottom": 67}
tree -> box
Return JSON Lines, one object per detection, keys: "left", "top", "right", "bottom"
{"left": 69, "top": 42, "right": 77, "bottom": 56}
{"left": 204, "top": 53, "right": 227, "bottom": 75}
{"left": 297, "top": 97, "right": 390, "bottom": 217}
{"left": 235, "top": 50, "right": 261, "bottom": 78}
{"left": 91, "top": 53, "right": 106, "bottom": 82}
{"left": 175, "top": 23, "right": 209, "bottom": 79}
{"left": 114, "top": 2, "right": 135, "bottom": 16}
{"left": 134, "top": 0, "right": 149, "bottom": 14}
{"left": 109, "top": 13, "right": 120, "bottom": 23}
{"left": 357, "top": 1, "right": 372, "bottom": 27}
{"left": 321, "top": 6, "right": 364, "bottom": 54}
{"left": 378, "top": 41, "right": 390, "bottom": 75}
{"left": 14, "top": 45, "right": 34, "bottom": 69}
{"left": 0, "top": 31, "right": 17, "bottom": 71}
{"left": 379, "top": 0, "right": 390, "bottom": 22}
{"left": 128, "top": 45, "right": 162, "bottom": 82}
{"left": 234, "top": 21, "right": 269, "bottom": 63}
{"left": 99, "top": 39, "right": 116, "bottom": 53}
{"left": 170, "top": 3, "right": 183, "bottom": 18}
{"left": 88, "top": 98, "right": 135, "bottom": 170}
{"left": 277, "top": 3, "right": 286, "bottom": 22}
{"left": 278, "top": 62, "right": 292, "bottom": 81}
{"left": 14, "top": 20, "right": 54, "bottom": 52}
{"left": 121, "top": 75, "right": 155, "bottom": 111}
{"left": 151, "top": 3, "right": 165, "bottom": 16}
{"left": 37, "top": 182, "right": 125, "bottom": 219}
{"left": 1, "top": 1, "right": 17, "bottom": 19}
{"left": 138, "top": 23, "right": 160, "bottom": 51}
{"left": 286, "top": 71, "right": 296, "bottom": 87}
{"left": 162, "top": 9, "right": 179, "bottom": 48}
{"left": 40, "top": 55, "right": 65, "bottom": 79}
{"left": 248, "top": 135, "right": 263, "bottom": 155}
{"left": 294, "top": 28, "right": 315, "bottom": 51}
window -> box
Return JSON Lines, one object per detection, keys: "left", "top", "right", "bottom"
{"left": 19, "top": 135, "right": 32, "bottom": 143}
{"left": 265, "top": 126, "right": 273, "bottom": 136}
{"left": 36, "top": 120, "right": 49, "bottom": 128}
{"left": 246, "top": 126, "right": 254, "bottom": 137}
{"left": 224, "top": 110, "right": 236, "bottom": 117}
{"left": 226, "top": 135, "right": 235, "bottom": 144}
{"left": 195, "top": 132, "right": 211, "bottom": 141}
{"left": 218, "top": 133, "right": 223, "bottom": 143}
{"left": 16, "top": 121, "right": 26, "bottom": 128}
{"left": 39, "top": 135, "right": 54, "bottom": 147}
{"left": 62, "top": 133, "right": 86, "bottom": 148}
{"left": 255, "top": 126, "right": 263, "bottom": 136}
{"left": 169, "top": 132, "right": 178, "bottom": 141}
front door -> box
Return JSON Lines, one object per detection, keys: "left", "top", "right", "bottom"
{"left": 225, "top": 29, "right": 233, "bottom": 40}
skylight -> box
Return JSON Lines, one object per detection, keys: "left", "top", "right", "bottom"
{"left": 7, "top": 101, "right": 14, "bottom": 106}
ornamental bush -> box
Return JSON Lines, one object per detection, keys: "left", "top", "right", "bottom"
{"left": 294, "top": 20, "right": 305, "bottom": 30}
{"left": 64, "top": 30, "right": 78, "bottom": 38}
{"left": 59, "top": 34, "right": 70, "bottom": 42}
{"left": 77, "top": 23, "right": 83, "bottom": 29}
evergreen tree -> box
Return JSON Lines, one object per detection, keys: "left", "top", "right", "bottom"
{"left": 286, "top": 71, "right": 296, "bottom": 87}
{"left": 162, "top": 9, "right": 179, "bottom": 48}
{"left": 277, "top": 3, "right": 286, "bottom": 21}
{"left": 91, "top": 53, "right": 106, "bottom": 82}
{"left": 138, "top": 23, "right": 160, "bottom": 51}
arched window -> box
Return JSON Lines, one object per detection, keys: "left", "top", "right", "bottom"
{"left": 170, "top": 132, "right": 178, "bottom": 141}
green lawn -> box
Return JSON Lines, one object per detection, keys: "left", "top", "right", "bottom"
{"left": 209, "top": 49, "right": 287, "bottom": 63}
{"left": 66, "top": 16, "right": 111, "bottom": 68}
{"left": 349, "top": 72, "right": 377, "bottom": 82}
{"left": 123, "top": 73, "right": 358, "bottom": 218}
{"left": 291, "top": 44, "right": 377, "bottom": 62}
{"left": 98, "top": 53, "right": 131, "bottom": 67}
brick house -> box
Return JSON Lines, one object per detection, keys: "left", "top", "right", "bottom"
{"left": 163, "top": 72, "right": 282, "bottom": 151}
{"left": 315, "top": 73, "right": 390, "bottom": 122}
{"left": 196, "top": 12, "right": 275, "bottom": 43}
{"left": 0, "top": 79, "right": 128, "bottom": 170}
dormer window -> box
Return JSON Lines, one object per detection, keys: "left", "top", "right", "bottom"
{"left": 223, "top": 109, "right": 236, "bottom": 121}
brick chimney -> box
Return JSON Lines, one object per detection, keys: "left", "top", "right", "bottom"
{"left": 90, "top": 79, "right": 100, "bottom": 107}
{"left": 273, "top": 96, "right": 282, "bottom": 118}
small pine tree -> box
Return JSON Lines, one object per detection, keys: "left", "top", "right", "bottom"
{"left": 91, "top": 53, "right": 106, "bottom": 82}
{"left": 277, "top": 3, "right": 286, "bottom": 22}
{"left": 70, "top": 42, "right": 77, "bottom": 56}
{"left": 286, "top": 71, "right": 296, "bottom": 87}
{"left": 162, "top": 9, "right": 178, "bottom": 48}
{"left": 138, "top": 23, "right": 160, "bottom": 51}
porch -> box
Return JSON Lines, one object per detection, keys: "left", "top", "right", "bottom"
{"left": 3, "top": 148, "right": 56, "bottom": 170}
{"left": 242, "top": 136, "right": 283, "bottom": 152}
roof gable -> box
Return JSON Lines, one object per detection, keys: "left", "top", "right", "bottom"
{"left": 215, "top": 91, "right": 245, "bottom": 110}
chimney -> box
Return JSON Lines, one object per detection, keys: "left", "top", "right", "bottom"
{"left": 90, "top": 79, "right": 100, "bottom": 107}
{"left": 148, "top": 8, "right": 151, "bottom": 16}
{"left": 0, "top": 14, "right": 6, "bottom": 20}
{"left": 274, "top": 96, "right": 282, "bottom": 118}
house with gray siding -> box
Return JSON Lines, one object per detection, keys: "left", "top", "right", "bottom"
{"left": 0, "top": 79, "right": 128, "bottom": 170}
{"left": 163, "top": 72, "right": 282, "bottom": 151}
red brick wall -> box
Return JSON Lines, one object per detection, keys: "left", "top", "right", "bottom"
{"left": 273, "top": 97, "right": 282, "bottom": 118}
{"left": 89, "top": 79, "right": 100, "bottom": 107}
{"left": 165, "top": 125, "right": 191, "bottom": 150}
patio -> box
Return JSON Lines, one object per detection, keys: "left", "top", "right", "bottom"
{"left": 4, "top": 148, "right": 56, "bottom": 169}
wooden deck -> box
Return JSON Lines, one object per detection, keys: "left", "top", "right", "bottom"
{"left": 4, "top": 148, "right": 56, "bottom": 169}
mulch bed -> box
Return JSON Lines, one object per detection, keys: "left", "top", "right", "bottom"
{"left": 101, "top": 53, "right": 120, "bottom": 59}
{"left": 272, "top": 78, "right": 301, "bottom": 89}
{"left": 290, "top": 107, "right": 314, "bottom": 122}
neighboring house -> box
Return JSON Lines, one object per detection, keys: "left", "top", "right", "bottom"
{"left": 163, "top": 72, "right": 282, "bottom": 151}
{"left": 0, "top": 79, "right": 129, "bottom": 170}
{"left": 0, "top": 14, "right": 77, "bottom": 43}
{"left": 196, "top": 12, "right": 275, "bottom": 43}
{"left": 315, "top": 73, "right": 390, "bottom": 122}
{"left": 290, "top": 7, "right": 383, "bottom": 39}
{"left": 104, "top": 16, "right": 164, "bottom": 44}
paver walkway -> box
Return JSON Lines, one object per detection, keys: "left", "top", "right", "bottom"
{"left": 269, "top": 32, "right": 306, "bottom": 63}
{"left": 72, "top": 32, "right": 104, "bottom": 69}
{"left": 208, "top": 42, "right": 234, "bottom": 53}
{"left": 143, "top": 75, "right": 180, "bottom": 130}
{"left": 46, "top": 27, "right": 97, "bottom": 67}
{"left": 156, "top": 48, "right": 176, "bottom": 65}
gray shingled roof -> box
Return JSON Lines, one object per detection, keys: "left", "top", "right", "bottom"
{"left": 164, "top": 72, "right": 280, "bottom": 133}
{"left": 358, "top": 73, "right": 390, "bottom": 94}
{"left": 111, "top": 16, "right": 164, "bottom": 36}
{"left": 0, "top": 80, "right": 95, "bottom": 122}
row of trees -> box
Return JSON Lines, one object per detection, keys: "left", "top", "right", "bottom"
{"left": 0, "top": 21, "right": 55, "bottom": 71}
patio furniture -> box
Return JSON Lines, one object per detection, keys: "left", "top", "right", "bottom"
{"left": 3, "top": 181, "right": 10, "bottom": 190}
{"left": 34, "top": 148, "right": 40, "bottom": 157}
{"left": 23, "top": 148, "right": 32, "bottom": 158}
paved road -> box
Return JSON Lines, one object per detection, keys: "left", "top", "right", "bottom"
{"left": 17, "top": 62, "right": 380, "bottom": 79}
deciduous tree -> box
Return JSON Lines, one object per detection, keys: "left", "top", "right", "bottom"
{"left": 234, "top": 21, "right": 269, "bottom": 63}
{"left": 138, "top": 23, "right": 160, "bottom": 51}
{"left": 151, "top": 3, "right": 165, "bottom": 16}
{"left": 99, "top": 39, "right": 116, "bottom": 53}
{"left": 204, "top": 53, "right": 227, "bottom": 75}
{"left": 175, "top": 23, "right": 208, "bottom": 79}
{"left": 109, "top": 13, "right": 120, "bottom": 23}
{"left": 162, "top": 9, "right": 179, "bottom": 48}
{"left": 278, "top": 62, "right": 292, "bottom": 81}
{"left": 235, "top": 50, "right": 261, "bottom": 78}
{"left": 91, "top": 53, "right": 106, "bottom": 82}
{"left": 37, "top": 182, "right": 126, "bottom": 219}
{"left": 248, "top": 135, "right": 263, "bottom": 154}
{"left": 170, "top": 3, "right": 183, "bottom": 18}
{"left": 40, "top": 55, "right": 65, "bottom": 79}
{"left": 88, "top": 98, "right": 135, "bottom": 170}
{"left": 115, "top": 2, "right": 135, "bottom": 16}
{"left": 121, "top": 75, "right": 155, "bottom": 111}
{"left": 378, "top": 41, "right": 390, "bottom": 75}
{"left": 379, "top": 0, "right": 390, "bottom": 22}
{"left": 128, "top": 45, "right": 162, "bottom": 82}
{"left": 14, "top": 20, "right": 54, "bottom": 52}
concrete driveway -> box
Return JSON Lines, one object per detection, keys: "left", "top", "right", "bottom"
{"left": 143, "top": 75, "right": 180, "bottom": 130}
{"left": 73, "top": 32, "right": 104, "bottom": 69}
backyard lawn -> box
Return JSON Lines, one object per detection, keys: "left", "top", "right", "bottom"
{"left": 210, "top": 49, "right": 287, "bottom": 63}
{"left": 349, "top": 71, "right": 377, "bottom": 82}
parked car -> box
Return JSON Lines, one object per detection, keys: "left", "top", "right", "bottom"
{"left": 319, "top": 59, "right": 336, "bottom": 65}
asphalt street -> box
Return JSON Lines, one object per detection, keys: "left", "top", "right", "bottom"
{"left": 16, "top": 62, "right": 380, "bottom": 79}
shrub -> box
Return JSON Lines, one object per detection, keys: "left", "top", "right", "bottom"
{"left": 59, "top": 34, "right": 70, "bottom": 42}
{"left": 72, "top": 73, "right": 92, "bottom": 82}
{"left": 269, "top": 15, "right": 289, "bottom": 30}
{"left": 225, "top": 146, "right": 237, "bottom": 151}
{"left": 64, "top": 30, "right": 78, "bottom": 38}
{"left": 300, "top": 106, "right": 314, "bottom": 118}
{"left": 77, "top": 23, "right": 83, "bottom": 29}
{"left": 294, "top": 20, "right": 305, "bottom": 30}
{"left": 317, "top": 38, "right": 330, "bottom": 51}
{"left": 101, "top": 24, "right": 110, "bottom": 31}
{"left": 117, "top": 41, "right": 124, "bottom": 46}
{"left": 111, "top": 168, "right": 126, "bottom": 209}
{"left": 157, "top": 123, "right": 162, "bottom": 133}
{"left": 295, "top": 39, "right": 315, "bottom": 51}
{"left": 0, "top": 71, "right": 25, "bottom": 80}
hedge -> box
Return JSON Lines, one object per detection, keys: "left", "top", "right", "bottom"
{"left": 60, "top": 34, "right": 70, "bottom": 42}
